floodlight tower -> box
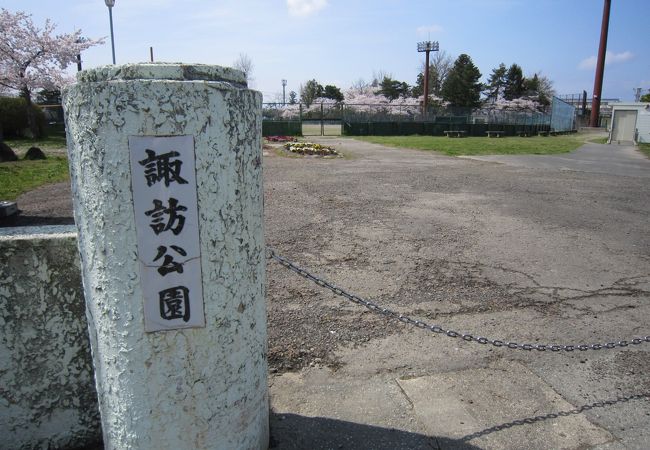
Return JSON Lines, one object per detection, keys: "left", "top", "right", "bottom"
{"left": 282, "top": 79, "right": 287, "bottom": 105}
{"left": 589, "top": 0, "right": 611, "bottom": 127}
{"left": 417, "top": 41, "right": 439, "bottom": 114}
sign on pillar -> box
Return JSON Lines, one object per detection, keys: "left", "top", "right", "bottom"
{"left": 63, "top": 64, "right": 268, "bottom": 450}
{"left": 130, "top": 135, "right": 204, "bottom": 331}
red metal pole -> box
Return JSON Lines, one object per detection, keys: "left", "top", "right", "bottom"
{"left": 589, "top": 0, "right": 611, "bottom": 128}
{"left": 423, "top": 50, "right": 430, "bottom": 114}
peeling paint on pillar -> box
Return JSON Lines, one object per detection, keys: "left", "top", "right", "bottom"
{"left": 0, "top": 226, "right": 101, "bottom": 449}
{"left": 62, "top": 63, "right": 268, "bottom": 449}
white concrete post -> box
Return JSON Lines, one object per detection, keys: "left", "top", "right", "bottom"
{"left": 62, "top": 63, "right": 268, "bottom": 449}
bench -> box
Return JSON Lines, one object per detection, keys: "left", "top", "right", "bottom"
{"left": 444, "top": 130, "right": 467, "bottom": 138}
{"left": 485, "top": 130, "right": 504, "bottom": 138}
{"left": 538, "top": 130, "right": 549, "bottom": 137}
{"left": 517, "top": 131, "right": 532, "bottom": 137}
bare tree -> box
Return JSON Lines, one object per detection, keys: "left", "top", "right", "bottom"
{"left": 350, "top": 78, "right": 370, "bottom": 94}
{"left": 371, "top": 70, "right": 393, "bottom": 87}
{"left": 418, "top": 50, "right": 453, "bottom": 96}
{"left": 233, "top": 53, "right": 254, "bottom": 83}
{"left": 535, "top": 72, "right": 556, "bottom": 101}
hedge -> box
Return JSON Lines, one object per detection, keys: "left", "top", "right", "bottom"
{"left": 0, "top": 97, "right": 46, "bottom": 138}
{"left": 262, "top": 120, "right": 302, "bottom": 137}
{"left": 342, "top": 121, "right": 550, "bottom": 136}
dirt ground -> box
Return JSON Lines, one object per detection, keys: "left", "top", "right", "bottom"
{"left": 7, "top": 138, "right": 650, "bottom": 377}
{"left": 264, "top": 137, "right": 650, "bottom": 449}
{"left": 7, "top": 136, "right": 650, "bottom": 448}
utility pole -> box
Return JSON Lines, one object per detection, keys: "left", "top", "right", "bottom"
{"left": 282, "top": 79, "right": 287, "bottom": 105}
{"left": 589, "top": 0, "right": 611, "bottom": 127}
{"left": 417, "top": 41, "right": 439, "bottom": 115}
{"left": 150, "top": 46, "right": 154, "bottom": 62}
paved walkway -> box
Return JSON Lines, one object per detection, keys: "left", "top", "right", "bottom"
{"left": 459, "top": 143, "right": 650, "bottom": 178}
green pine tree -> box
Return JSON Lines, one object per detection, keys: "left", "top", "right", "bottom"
{"left": 440, "top": 54, "right": 482, "bottom": 108}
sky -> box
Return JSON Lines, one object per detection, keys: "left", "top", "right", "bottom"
{"left": 6, "top": 0, "right": 650, "bottom": 102}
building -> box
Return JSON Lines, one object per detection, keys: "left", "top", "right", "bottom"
{"left": 608, "top": 102, "right": 650, "bottom": 144}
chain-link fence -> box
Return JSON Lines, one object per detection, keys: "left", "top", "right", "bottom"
{"left": 263, "top": 97, "right": 576, "bottom": 137}
{"left": 550, "top": 97, "right": 576, "bottom": 132}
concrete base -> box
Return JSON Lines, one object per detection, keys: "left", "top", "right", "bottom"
{"left": 0, "top": 226, "right": 101, "bottom": 450}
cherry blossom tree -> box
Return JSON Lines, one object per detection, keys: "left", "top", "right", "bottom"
{"left": 0, "top": 8, "right": 103, "bottom": 136}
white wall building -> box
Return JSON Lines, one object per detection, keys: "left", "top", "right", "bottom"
{"left": 608, "top": 102, "right": 650, "bottom": 144}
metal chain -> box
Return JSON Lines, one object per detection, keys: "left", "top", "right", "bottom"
{"left": 267, "top": 248, "right": 650, "bottom": 352}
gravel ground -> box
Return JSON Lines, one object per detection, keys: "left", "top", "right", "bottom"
{"left": 7, "top": 138, "right": 650, "bottom": 380}
{"left": 7, "top": 137, "right": 650, "bottom": 449}
{"left": 264, "top": 138, "right": 650, "bottom": 375}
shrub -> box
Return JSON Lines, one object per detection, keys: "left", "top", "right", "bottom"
{"left": 0, "top": 97, "right": 46, "bottom": 138}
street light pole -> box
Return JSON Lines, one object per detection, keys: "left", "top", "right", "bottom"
{"left": 282, "top": 79, "right": 287, "bottom": 105}
{"left": 105, "top": 0, "right": 116, "bottom": 64}
{"left": 417, "top": 41, "right": 439, "bottom": 115}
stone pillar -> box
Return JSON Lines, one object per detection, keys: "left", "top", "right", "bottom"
{"left": 62, "top": 64, "right": 267, "bottom": 450}
{"left": 0, "top": 226, "right": 101, "bottom": 450}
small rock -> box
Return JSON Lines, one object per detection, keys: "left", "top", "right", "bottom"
{"left": 24, "top": 146, "right": 47, "bottom": 160}
{"left": 0, "top": 141, "right": 18, "bottom": 162}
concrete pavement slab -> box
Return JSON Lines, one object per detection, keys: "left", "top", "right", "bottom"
{"left": 269, "top": 369, "right": 483, "bottom": 449}
{"left": 396, "top": 360, "right": 613, "bottom": 449}
{"left": 460, "top": 143, "right": 650, "bottom": 178}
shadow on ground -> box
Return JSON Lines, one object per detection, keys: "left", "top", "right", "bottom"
{"left": 0, "top": 214, "right": 74, "bottom": 227}
{"left": 270, "top": 413, "right": 481, "bottom": 450}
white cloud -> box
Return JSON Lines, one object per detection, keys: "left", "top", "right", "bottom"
{"left": 416, "top": 25, "right": 444, "bottom": 36}
{"left": 286, "top": 0, "right": 328, "bottom": 17}
{"left": 608, "top": 50, "right": 634, "bottom": 64}
{"left": 579, "top": 50, "right": 634, "bottom": 70}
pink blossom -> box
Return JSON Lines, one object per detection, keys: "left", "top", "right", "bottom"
{"left": 0, "top": 8, "right": 104, "bottom": 96}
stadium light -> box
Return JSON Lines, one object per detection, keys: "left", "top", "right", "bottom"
{"left": 282, "top": 79, "right": 287, "bottom": 105}
{"left": 417, "top": 41, "right": 439, "bottom": 113}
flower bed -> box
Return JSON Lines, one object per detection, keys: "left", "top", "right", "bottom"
{"left": 265, "top": 135, "right": 297, "bottom": 143}
{"left": 284, "top": 142, "right": 340, "bottom": 157}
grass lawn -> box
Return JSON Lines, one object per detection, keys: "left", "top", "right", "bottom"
{"left": 354, "top": 134, "right": 591, "bottom": 156}
{"left": 587, "top": 136, "right": 609, "bottom": 144}
{"left": 1, "top": 127, "right": 69, "bottom": 200}
{"left": 639, "top": 143, "right": 650, "bottom": 159}
{"left": 0, "top": 157, "right": 69, "bottom": 200}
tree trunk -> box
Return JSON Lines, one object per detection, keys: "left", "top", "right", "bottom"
{"left": 21, "top": 87, "right": 40, "bottom": 138}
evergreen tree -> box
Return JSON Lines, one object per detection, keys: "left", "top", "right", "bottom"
{"left": 323, "top": 84, "right": 344, "bottom": 102}
{"left": 412, "top": 70, "right": 440, "bottom": 99}
{"left": 503, "top": 64, "right": 525, "bottom": 100}
{"left": 377, "top": 77, "right": 410, "bottom": 101}
{"left": 485, "top": 63, "right": 507, "bottom": 102}
{"left": 440, "top": 54, "right": 482, "bottom": 108}
{"left": 288, "top": 91, "right": 297, "bottom": 104}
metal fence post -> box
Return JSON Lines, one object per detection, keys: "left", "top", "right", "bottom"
{"left": 62, "top": 63, "right": 268, "bottom": 450}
